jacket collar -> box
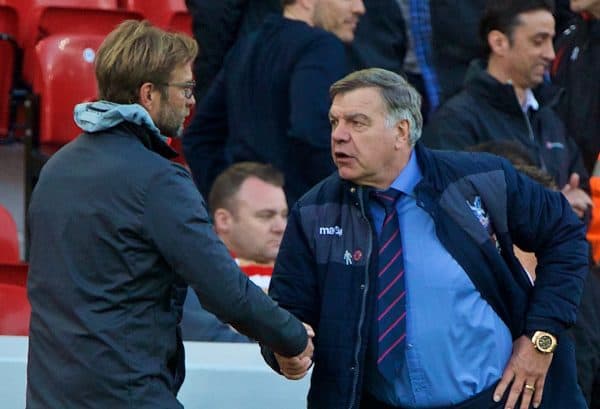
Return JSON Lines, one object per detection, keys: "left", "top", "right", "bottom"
{"left": 74, "top": 100, "right": 177, "bottom": 159}
{"left": 119, "top": 122, "right": 178, "bottom": 160}
{"left": 464, "top": 59, "right": 563, "bottom": 113}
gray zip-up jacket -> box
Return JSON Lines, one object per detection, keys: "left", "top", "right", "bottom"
{"left": 26, "top": 102, "right": 307, "bottom": 408}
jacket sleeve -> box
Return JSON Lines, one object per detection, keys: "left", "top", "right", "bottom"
{"left": 143, "top": 165, "right": 307, "bottom": 357}
{"left": 504, "top": 160, "right": 589, "bottom": 336}
{"left": 260, "top": 203, "right": 320, "bottom": 372}
{"left": 287, "top": 35, "right": 346, "bottom": 187}
{"left": 182, "top": 69, "right": 229, "bottom": 199}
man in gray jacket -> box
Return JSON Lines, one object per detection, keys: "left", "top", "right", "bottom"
{"left": 26, "top": 20, "right": 313, "bottom": 409}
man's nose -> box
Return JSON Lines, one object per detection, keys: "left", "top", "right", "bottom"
{"left": 332, "top": 124, "right": 350, "bottom": 142}
{"left": 543, "top": 42, "right": 556, "bottom": 61}
{"left": 353, "top": 0, "right": 366, "bottom": 15}
{"left": 272, "top": 216, "right": 287, "bottom": 233}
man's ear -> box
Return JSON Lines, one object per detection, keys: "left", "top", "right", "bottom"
{"left": 138, "top": 82, "right": 157, "bottom": 111}
{"left": 213, "top": 208, "right": 233, "bottom": 235}
{"left": 488, "top": 30, "right": 509, "bottom": 56}
{"left": 395, "top": 119, "right": 410, "bottom": 148}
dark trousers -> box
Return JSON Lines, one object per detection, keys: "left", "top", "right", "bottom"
{"left": 360, "top": 382, "right": 516, "bottom": 409}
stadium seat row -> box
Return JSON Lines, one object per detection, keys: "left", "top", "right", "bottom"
{"left": 0, "top": 0, "right": 191, "bottom": 145}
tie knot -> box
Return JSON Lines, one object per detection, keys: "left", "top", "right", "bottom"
{"left": 372, "top": 188, "right": 402, "bottom": 213}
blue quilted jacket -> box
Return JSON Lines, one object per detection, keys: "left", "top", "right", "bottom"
{"left": 263, "top": 143, "right": 588, "bottom": 409}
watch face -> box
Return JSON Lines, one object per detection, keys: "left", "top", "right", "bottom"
{"left": 538, "top": 335, "right": 553, "bottom": 350}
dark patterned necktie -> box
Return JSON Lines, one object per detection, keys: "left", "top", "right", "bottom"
{"left": 372, "top": 188, "right": 406, "bottom": 381}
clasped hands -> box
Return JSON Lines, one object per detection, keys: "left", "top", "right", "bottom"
{"left": 275, "top": 323, "right": 315, "bottom": 380}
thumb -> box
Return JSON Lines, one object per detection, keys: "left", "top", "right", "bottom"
{"left": 569, "top": 173, "right": 580, "bottom": 189}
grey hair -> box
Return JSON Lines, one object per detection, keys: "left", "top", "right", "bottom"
{"left": 329, "top": 68, "right": 423, "bottom": 146}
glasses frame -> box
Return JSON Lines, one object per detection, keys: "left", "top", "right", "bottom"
{"left": 160, "top": 81, "right": 196, "bottom": 99}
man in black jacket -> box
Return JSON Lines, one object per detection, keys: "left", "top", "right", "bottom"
{"left": 183, "top": 0, "right": 365, "bottom": 206}
{"left": 423, "top": 0, "right": 591, "bottom": 219}
{"left": 26, "top": 20, "right": 313, "bottom": 408}
{"left": 184, "top": 0, "right": 281, "bottom": 100}
{"left": 185, "top": 0, "right": 405, "bottom": 102}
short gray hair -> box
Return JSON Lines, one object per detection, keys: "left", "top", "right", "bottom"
{"left": 329, "top": 68, "right": 423, "bottom": 146}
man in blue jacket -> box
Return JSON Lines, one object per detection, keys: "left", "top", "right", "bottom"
{"left": 262, "top": 68, "right": 588, "bottom": 409}
{"left": 26, "top": 20, "right": 313, "bottom": 409}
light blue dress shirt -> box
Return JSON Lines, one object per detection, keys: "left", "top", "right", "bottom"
{"left": 364, "top": 151, "right": 513, "bottom": 407}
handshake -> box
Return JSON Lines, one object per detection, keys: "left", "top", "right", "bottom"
{"left": 274, "top": 323, "right": 315, "bottom": 380}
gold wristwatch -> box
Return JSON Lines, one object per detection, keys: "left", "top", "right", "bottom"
{"left": 530, "top": 331, "right": 558, "bottom": 353}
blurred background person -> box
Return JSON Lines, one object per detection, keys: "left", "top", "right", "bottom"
{"left": 181, "top": 162, "right": 288, "bottom": 342}
{"left": 184, "top": 0, "right": 280, "bottom": 100}
{"left": 183, "top": 0, "right": 365, "bottom": 206}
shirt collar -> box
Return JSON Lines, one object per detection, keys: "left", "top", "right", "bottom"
{"left": 522, "top": 88, "right": 539, "bottom": 112}
{"left": 388, "top": 149, "right": 423, "bottom": 195}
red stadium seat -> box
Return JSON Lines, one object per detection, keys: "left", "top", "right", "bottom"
{"left": 21, "top": 4, "right": 140, "bottom": 144}
{"left": 0, "top": 204, "right": 19, "bottom": 263}
{"left": 4, "top": 0, "right": 119, "bottom": 48}
{"left": 0, "top": 5, "right": 18, "bottom": 139}
{"left": 120, "top": 0, "right": 191, "bottom": 34}
{"left": 0, "top": 262, "right": 30, "bottom": 335}
{"left": 17, "top": 0, "right": 141, "bottom": 83}
{"left": 32, "top": 34, "right": 103, "bottom": 145}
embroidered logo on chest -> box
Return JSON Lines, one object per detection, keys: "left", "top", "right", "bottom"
{"left": 319, "top": 225, "right": 343, "bottom": 236}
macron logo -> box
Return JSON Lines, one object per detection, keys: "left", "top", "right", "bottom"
{"left": 319, "top": 226, "right": 343, "bottom": 236}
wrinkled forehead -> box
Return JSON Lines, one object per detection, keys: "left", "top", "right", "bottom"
{"left": 329, "top": 87, "right": 386, "bottom": 116}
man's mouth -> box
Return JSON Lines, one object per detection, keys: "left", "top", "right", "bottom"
{"left": 335, "top": 152, "right": 352, "bottom": 160}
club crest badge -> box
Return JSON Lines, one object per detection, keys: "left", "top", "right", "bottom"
{"left": 466, "top": 196, "right": 501, "bottom": 253}
{"left": 466, "top": 196, "right": 489, "bottom": 230}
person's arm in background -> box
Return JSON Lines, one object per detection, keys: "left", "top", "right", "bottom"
{"left": 287, "top": 35, "right": 347, "bottom": 187}
{"left": 183, "top": 69, "right": 229, "bottom": 199}
{"left": 261, "top": 202, "right": 320, "bottom": 378}
{"left": 144, "top": 164, "right": 312, "bottom": 358}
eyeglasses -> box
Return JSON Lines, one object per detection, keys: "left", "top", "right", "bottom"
{"left": 160, "top": 81, "right": 196, "bottom": 99}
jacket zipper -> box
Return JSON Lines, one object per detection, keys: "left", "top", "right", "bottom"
{"left": 348, "top": 187, "right": 373, "bottom": 409}
{"left": 513, "top": 88, "right": 549, "bottom": 171}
